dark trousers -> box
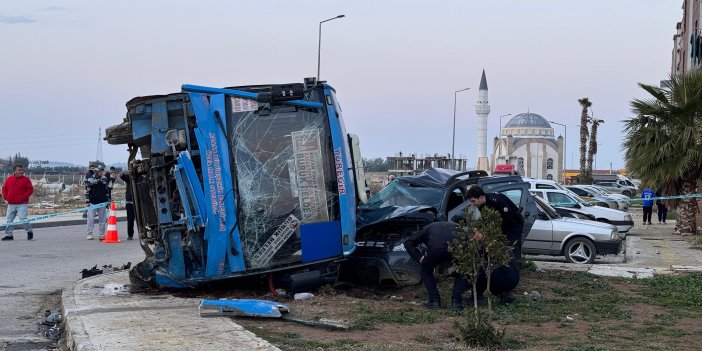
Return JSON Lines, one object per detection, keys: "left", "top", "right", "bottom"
{"left": 642, "top": 206, "right": 653, "bottom": 223}
{"left": 421, "top": 249, "right": 468, "bottom": 303}
{"left": 657, "top": 204, "right": 668, "bottom": 223}
{"left": 476, "top": 258, "right": 520, "bottom": 297}
{"left": 126, "top": 203, "right": 135, "bottom": 238}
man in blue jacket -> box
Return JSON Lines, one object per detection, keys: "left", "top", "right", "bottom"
{"left": 641, "top": 187, "right": 655, "bottom": 225}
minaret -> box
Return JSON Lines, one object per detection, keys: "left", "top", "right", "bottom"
{"left": 474, "top": 69, "right": 490, "bottom": 172}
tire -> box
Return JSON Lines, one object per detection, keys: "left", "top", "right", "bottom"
{"left": 622, "top": 190, "right": 632, "bottom": 197}
{"left": 563, "top": 237, "right": 596, "bottom": 264}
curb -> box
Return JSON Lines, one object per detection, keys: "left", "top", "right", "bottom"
{"left": 61, "top": 272, "right": 121, "bottom": 351}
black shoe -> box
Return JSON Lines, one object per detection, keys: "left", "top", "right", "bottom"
{"left": 127, "top": 236, "right": 134, "bottom": 240}
{"left": 499, "top": 291, "right": 517, "bottom": 304}
{"left": 27, "top": 232, "right": 33, "bottom": 241}
{"left": 1, "top": 236, "right": 13, "bottom": 241}
{"left": 423, "top": 300, "right": 441, "bottom": 310}
{"left": 451, "top": 300, "right": 464, "bottom": 311}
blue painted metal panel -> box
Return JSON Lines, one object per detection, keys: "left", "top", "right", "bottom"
{"left": 300, "top": 221, "right": 342, "bottom": 263}
{"left": 188, "top": 92, "right": 246, "bottom": 276}
{"left": 323, "top": 85, "right": 356, "bottom": 255}
{"left": 150, "top": 101, "right": 169, "bottom": 153}
{"left": 199, "top": 299, "right": 289, "bottom": 318}
{"left": 182, "top": 84, "right": 323, "bottom": 109}
{"left": 176, "top": 151, "right": 207, "bottom": 226}
{"left": 173, "top": 169, "right": 196, "bottom": 231}
{"left": 166, "top": 230, "right": 186, "bottom": 279}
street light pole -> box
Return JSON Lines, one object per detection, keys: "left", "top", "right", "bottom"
{"left": 317, "top": 15, "right": 345, "bottom": 82}
{"left": 452, "top": 87, "right": 470, "bottom": 170}
{"left": 498, "top": 113, "right": 512, "bottom": 136}
{"left": 549, "top": 121, "right": 567, "bottom": 183}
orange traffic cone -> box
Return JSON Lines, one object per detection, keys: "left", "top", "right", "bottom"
{"left": 103, "top": 202, "right": 121, "bottom": 243}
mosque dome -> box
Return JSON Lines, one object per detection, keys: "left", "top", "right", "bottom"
{"left": 504, "top": 113, "right": 552, "bottom": 129}
{"left": 502, "top": 112, "right": 554, "bottom": 138}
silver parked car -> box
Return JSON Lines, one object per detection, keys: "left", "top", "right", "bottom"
{"left": 595, "top": 182, "right": 637, "bottom": 197}
{"left": 525, "top": 196, "right": 622, "bottom": 264}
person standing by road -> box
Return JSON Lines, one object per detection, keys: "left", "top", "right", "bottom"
{"left": 119, "top": 171, "right": 136, "bottom": 240}
{"left": 641, "top": 187, "right": 655, "bottom": 225}
{"left": 106, "top": 166, "right": 117, "bottom": 201}
{"left": 466, "top": 185, "right": 524, "bottom": 304}
{"left": 404, "top": 221, "right": 468, "bottom": 311}
{"left": 1, "top": 165, "right": 34, "bottom": 241}
{"left": 655, "top": 186, "right": 668, "bottom": 224}
{"left": 85, "top": 167, "right": 109, "bottom": 240}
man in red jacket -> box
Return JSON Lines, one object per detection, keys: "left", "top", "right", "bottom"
{"left": 2, "top": 165, "right": 34, "bottom": 241}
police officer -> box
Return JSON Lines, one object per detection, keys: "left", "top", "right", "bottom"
{"left": 404, "top": 221, "right": 468, "bottom": 311}
{"left": 466, "top": 185, "right": 524, "bottom": 304}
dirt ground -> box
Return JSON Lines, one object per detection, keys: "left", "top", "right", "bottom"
{"left": 187, "top": 270, "right": 702, "bottom": 351}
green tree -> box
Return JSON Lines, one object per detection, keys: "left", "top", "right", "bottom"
{"left": 587, "top": 118, "right": 604, "bottom": 173}
{"left": 625, "top": 69, "right": 702, "bottom": 235}
{"left": 363, "top": 157, "right": 389, "bottom": 172}
{"left": 450, "top": 207, "right": 512, "bottom": 322}
{"left": 11, "top": 153, "right": 29, "bottom": 169}
{"left": 578, "top": 98, "right": 592, "bottom": 183}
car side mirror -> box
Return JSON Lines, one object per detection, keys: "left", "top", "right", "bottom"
{"left": 573, "top": 203, "right": 581, "bottom": 209}
{"left": 537, "top": 213, "right": 549, "bottom": 220}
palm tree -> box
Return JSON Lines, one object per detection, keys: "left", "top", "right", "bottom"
{"left": 578, "top": 98, "right": 592, "bottom": 183}
{"left": 625, "top": 69, "right": 702, "bottom": 235}
{"left": 587, "top": 118, "right": 604, "bottom": 173}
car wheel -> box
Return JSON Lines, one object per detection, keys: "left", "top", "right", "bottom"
{"left": 622, "top": 190, "right": 632, "bottom": 197}
{"left": 564, "top": 238, "right": 596, "bottom": 264}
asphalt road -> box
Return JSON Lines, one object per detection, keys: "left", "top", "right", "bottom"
{"left": 0, "top": 223, "right": 144, "bottom": 350}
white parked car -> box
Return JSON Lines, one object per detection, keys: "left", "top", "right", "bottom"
{"left": 530, "top": 189, "right": 633, "bottom": 235}
{"left": 566, "top": 185, "right": 629, "bottom": 211}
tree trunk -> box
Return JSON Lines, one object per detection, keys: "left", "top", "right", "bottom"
{"left": 587, "top": 120, "right": 601, "bottom": 175}
{"left": 676, "top": 178, "right": 699, "bottom": 235}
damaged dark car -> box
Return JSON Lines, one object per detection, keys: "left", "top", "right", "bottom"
{"left": 343, "top": 168, "right": 537, "bottom": 287}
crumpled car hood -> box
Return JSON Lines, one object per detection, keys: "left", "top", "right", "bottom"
{"left": 357, "top": 205, "right": 436, "bottom": 230}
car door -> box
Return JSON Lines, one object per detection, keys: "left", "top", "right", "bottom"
{"left": 524, "top": 197, "right": 554, "bottom": 254}
{"left": 476, "top": 181, "right": 537, "bottom": 243}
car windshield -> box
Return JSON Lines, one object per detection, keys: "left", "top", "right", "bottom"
{"left": 584, "top": 186, "right": 606, "bottom": 196}
{"left": 592, "top": 185, "right": 615, "bottom": 194}
{"left": 534, "top": 196, "right": 560, "bottom": 218}
{"left": 361, "top": 180, "right": 444, "bottom": 210}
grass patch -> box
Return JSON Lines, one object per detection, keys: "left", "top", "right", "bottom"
{"left": 637, "top": 273, "right": 702, "bottom": 311}
{"left": 453, "top": 318, "right": 518, "bottom": 349}
{"left": 353, "top": 304, "right": 437, "bottom": 330}
{"left": 248, "top": 330, "right": 363, "bottom": 350}
{"left": 563, "top": 344, "right": 612, "bottom": 351}
{"left": 521, "top": 257, "right": 538, "bottom": 272}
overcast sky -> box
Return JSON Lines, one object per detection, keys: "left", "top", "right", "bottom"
{"left": 0, "top": 1, "right": 680, "bottom": 170}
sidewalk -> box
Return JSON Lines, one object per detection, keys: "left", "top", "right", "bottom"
{"left": 0, "top": 211, "right": 127, "bottom": 230}
{"left": 62, "top": 271, "right": 280, "bottom": 351}
{"left": 535, "top": 218, "right": 702, "bottom": 278}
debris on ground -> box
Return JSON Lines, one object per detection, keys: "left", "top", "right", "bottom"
{"left": 294, "top": 292, "right": 314, "bottom": 300}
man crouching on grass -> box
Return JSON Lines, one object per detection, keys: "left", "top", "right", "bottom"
{"left": 404, "top": 220, "right": 469, "bottom": 311}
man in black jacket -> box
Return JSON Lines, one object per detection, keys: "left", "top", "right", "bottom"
{"left": 404, "top": 221, "right": 468, "bottom": 311}
{"left": 466, "top": 186, "right": 524, "bottom": 304}
{"left": 85, "top": 167, "right": 110, "bottom": 240}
